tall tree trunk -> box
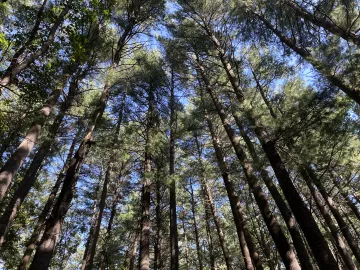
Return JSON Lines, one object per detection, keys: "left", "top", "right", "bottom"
{"left": 331, "top": 174, "right": 360, "bottom": 221}
{"left": 99, "top": 172, "right": 124, "bottom": 270}
{"left": 81, "top": 165, "right": 110, "bottom": 270}
{"left": 0, "top": 73, "right": 82, "bottom": 247}
{"left": 0, "top": 75, "right": 68, "bottom": 200}
{"left": 82, "top": 93, "right": 125, "bottom": 270}
{"left": 207, "top": 28, "right": 337, "bottom": 266}
{"left": 181, "top": 217, "right": 190, "bottom": 270}
{"left": 204, "top": 111, "right": 262, "bottom": 270}
{"left": 251, "top": 10, "right": 360, "bottom": 105}
{"left": 230, "top": 109, "right": 314, "bottom": 270}
{"left": 194, "top": 57, "right": 300, "bottom": 270}
{"left": 17, "top": 126, "right": 80, "bottom": 270}
{"left": 189, "top": 177, "right": 203, "bottom": 270}
{"left": 81, "top": 179, "right": 101, "bottom": 270}
{"left": 301, "top": 170, "right": 357, "bottom": 270}
{"left": 245, "top": 111, "right": 338, "bottom": 270}
{"left": 129, "top": 231, "right": 139, "bottom": 270}
{"left": 304, "top": 167, "right": 360, "bottom": 264}
{"left": 139, "top": 87, "right": 155, "bottom": 270}
{"left": 194, "top": 135, "right": 232, "bottom": 270}
{"left": 204, "top": 202, "right": 216, "bottom": 270}
{"left": 28, "top": 20, "right": 132, "bottom": 268}
{"left": 154, "top": 172, "right": 163, "bottom": 270}
{"left": 0, "top": 0, "right": 71, "bottom": 91}
{"left": 169, "top": 68, "right": 179, "bottom": 270}
{"left": 283, "top": 0, "right": 360, "bottom": 46}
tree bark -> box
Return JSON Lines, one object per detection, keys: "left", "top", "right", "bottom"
{"left": 305, "top": 167, "right": 360, "bottom": 264}
{"left": 189, "top": 177, "right": 203, "bottom": 270}
{"left": 82, "top": 93, "right": 125, "bottom": 270}
{"left": 205, "top": 112, "right": 262, "bottom": 270}
{"left": 301, "top": 169, "right": 357, "bottom": 270}
{"left": 0, "top": 76, "right": 67, "bottom": 201}
{"left": 17, "top": 126, "right": 80, "bottom": 270}
{"left": 194, "top": 135, "right": 232, "bottom": 269}
{"left": 230, "top": 110, "right": 314, "bottom": 270}
{"left": 195, "top": 57, "right": 300, "bottom": 270}
{"left": 0, "top": 73, "right": 81, "bottom": 247}
{"left": 139, "top": 87, "right": 155, "bottom": 270}
{"left": 154, "top": 173, "right": 163, "bottom": 270}
{"left": 129, "top": 231, "right": 139, "bottom": 270}
{"left": 169, "top": 68, "right": 179, "bottom": 270}
{"left": 204, "top": 201, "right": 216, "bottom": 270}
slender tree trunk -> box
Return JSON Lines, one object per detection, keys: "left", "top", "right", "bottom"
{"left": 82, "top": 93, "right": 125, "bottom": 270}
{"left": 154, "top": 173, "right": 163, "bottom": 270}
{"left": 194, "top": 57, "right": 300, "bottom": 270}
{"left": 230, "top": 110, "right": 314, "bottom": 270}
{"left": 301, "top": 170, "right": 357, "bottom": 270}
{"left": 129, "top": 231, "right": 139, "bottom": 270}
{"left": 214, "top": 37, "right": 336, "bottom": 267}
{"left": 205, "top": 112, "right": 262, "bottom": 270}
{"left": 331, "top": 176, "right": 360, "bottom": 221}
{"left": 0, "top": 77, "right": 67, "bottom": 200}
{"left": 0, "top": 0, "right": 71, "bottom": 91}
{"left": 283, "top": 0, "right": 360, "bottom": 46}
{"left": 194, "top": 135, "right": 232, "bottom": 270}
{"left": 245, "top": 111, "right": 338, "bottom": 270}
{"left": 189, "top": 177, "right": 203, "bottom": 270}
{"left": 251, "top": 10, "right": 360, "bottom": 105}
{"left": 99, "top": 173, "right": 124, "bottom": 270}
{"left": 169, "top": 68, "right": 179, "bottom": 270}
{"left": 304, "top": 167, "right": 360, "bottom": 264}
{"left": 17, "top": 126, "right": 79, "bottom": 270}
{"left": 0, "top": 73, "right": 81, "bottom": 247}
{"left": 82, "top": 165, "right": 111, "bottom": 270}
{"left": 204, "top": 202, "right": 216, "bottom": 270}
{"left": 81, "top": 179, "right": 101, "bottom": 270}
{"left": 181, "top": 218, "right": 190, "bottom": 270}
{"left": 139, "top": 88, "right": 155, "bottom": 270}
{"left": 28, "top": 21, "right": 131, "bottom": 268}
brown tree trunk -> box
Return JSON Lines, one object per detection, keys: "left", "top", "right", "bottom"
{"left": 0, "top": 74, "right": 81, "bottom": 247}
{"left": 28, "top": 18, "right": 132, "bottom": 268}
{"left": 154, "top": 171, "right": 163, "bottom": 270}
{"left": 301, "top": 170, "right": 357, "bottom": 270}
{"left": 246, "top": 112, "right": 338, "bottom": 270}
{"left": 81, "top": 179, "right": 101, "bottom": 270}
{"left": 205, "top": 112, "right": 262, "bottom": 270}
{"left": 139, "top": 87, "right": 155, "bottom": 270}
{"left": 129, "top": 231, "right": 139, "bottom": 270}
{"left": 17, "top": 126, "right": 80, "bottom": 270}
{"left": 195, "top": 57, "right": 300, "bottom": 270}
{"left": 331, "top": 175, "right": 360, "bottom": 221}
{"left": 82, "top": 93, "right": 125, "bottom": 270}
{"left": 204, "top": 202, "right": 216, "bottom": 270}
{"left": 181, "top": 218, "right": 190, "bottom": 270}
{"left": 98, "top": 173, "right": 124, "bottom": 270}
{"left": 189, "top": 177, "right": 203, "bottom": 270}
{"left": 0, "top": 0, "right": 71, "bottom": 91}
{"left": 305, "top": 167, "right": 360, "bottom": 264}
{"left": 169, "top": 68, "right": 179, "bottom": 270}
{"left": 231, "top": 110, "right": 314, "bottom": 270}
{"left": 194, "top": 135, "right": 232, "bottom": 269}
{"left": 82, "top": 164, "right": 111, "bottom": 270}
{"left": 0, "top": 76, "right": 67, "bottom": 200}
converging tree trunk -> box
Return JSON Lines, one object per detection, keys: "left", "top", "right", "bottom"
{"left": 194, "top": 56, "right": 301, "bottom": 270}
